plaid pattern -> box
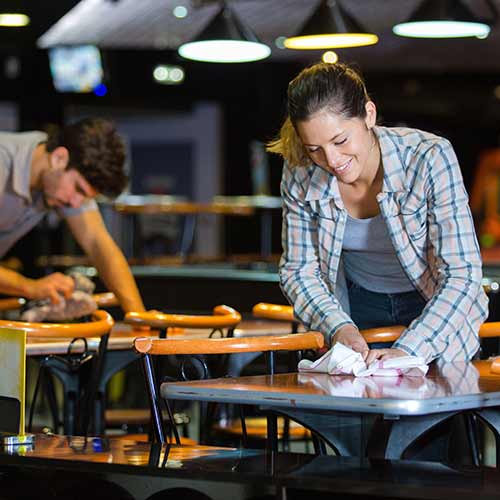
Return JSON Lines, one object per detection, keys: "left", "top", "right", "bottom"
{"left": 280, "top": 126, "right": 488, "bottom": 363}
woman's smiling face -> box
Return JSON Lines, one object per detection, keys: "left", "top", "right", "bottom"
{"left": 295, "top": 101, "right": 377, "bottom": 185}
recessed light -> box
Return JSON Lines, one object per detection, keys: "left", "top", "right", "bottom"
{"left": 0, "top": 13, "right": 30, "bottom": 27}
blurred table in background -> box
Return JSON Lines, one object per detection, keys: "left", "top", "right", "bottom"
{"left": 74, "top": 260, "right": 284, "bottom": 314}
{"left": 113, "top": 194, "right": 282, "bottom": 261}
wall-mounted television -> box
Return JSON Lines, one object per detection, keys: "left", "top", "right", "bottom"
{"left": 48, "top": 45, "right": 103, "bottom": 93}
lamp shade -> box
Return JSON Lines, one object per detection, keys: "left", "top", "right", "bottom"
{"left": 284, "top": 0, "right": 378, "bottom": 50}
{"left": 178, "top": 4, "right": 271, "bottom": 63}
{"left": 393, "top": 0, "right": 491, "bottom": 38}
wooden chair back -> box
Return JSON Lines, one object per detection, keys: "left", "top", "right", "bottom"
{"left": 133, "top": 307, "right": 322, "bottom": 445}
{"left": 0, "top": 309, "right": 114, "bottom": 338}
{"left": 252, "top": 302, "right": 294, "bottom": 322}
{"left": 253, "top": 302, "right": 500, "bottom": 343}
{"left": 5, "top": 310, "right": 115, "bottom": 437}
{"left": 125, "top": 305, "right": 241, "bottom": 329}
{"left": 134, "top": 332, "right": 324, "bottom": 356}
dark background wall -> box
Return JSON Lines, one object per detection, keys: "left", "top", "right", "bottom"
{"left": 1, "top": 47, "right": 499, "bottom": 264}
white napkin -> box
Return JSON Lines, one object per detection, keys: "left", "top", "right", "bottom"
{"left": 298, "top": 343, "right": 428, "bottom": 377}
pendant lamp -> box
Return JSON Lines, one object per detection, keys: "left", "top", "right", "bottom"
{"left": 284, "top": 0, "right": 378, "bottom": 50}
{"left": 178, "top": 3, "right": 271, "bottom": 63}
{"left": 393, "top": 0, "right": 492, "bottom": 38}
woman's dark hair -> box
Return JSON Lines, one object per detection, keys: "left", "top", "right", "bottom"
{"left": 267, "top": 62, "right": 371, "bottom": 167}
{"left": 45, "top": 118, "right": 127, "bottom": 198}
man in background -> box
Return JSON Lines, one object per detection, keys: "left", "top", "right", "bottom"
{"left": 0, "top": 117, "right": 144, "bottom": 313}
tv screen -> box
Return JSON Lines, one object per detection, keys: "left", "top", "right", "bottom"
{"left": 48, "top": 45, "right": 103, "bottom": 93}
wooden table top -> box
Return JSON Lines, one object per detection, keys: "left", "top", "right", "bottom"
{"left": 161, "top": 361, "right": 500, "bottom": 416}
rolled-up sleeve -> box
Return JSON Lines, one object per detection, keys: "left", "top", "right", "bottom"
{"left": 279, "top": 164, "right": 354, "bottom": 344}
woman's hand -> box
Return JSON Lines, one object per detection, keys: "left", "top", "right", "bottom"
{"left": 365, "top": 347, "right": 407, "bottom": 365}
{"left": 332, "top": 324, "right": 369, "bottom": 360}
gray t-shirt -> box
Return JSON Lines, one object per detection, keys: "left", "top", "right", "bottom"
{"left": 342, "top": 213, "right": 415, "bottom": 293}
{"left": 0, "top": 131, "right": 97, "bottom": 258}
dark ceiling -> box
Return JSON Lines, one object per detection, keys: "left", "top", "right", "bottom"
{"left": 0, "top": 1, "right": 78, "bottom": 49}
{"left": 0, "top": 0, "right": 496, "bottom": 73}
{"left": 41, "top": 0, "right": 500, "bottom": 72}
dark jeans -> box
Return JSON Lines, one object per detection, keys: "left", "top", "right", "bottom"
{"left": 345, "top": 280, "right": 469, "bottom": 462}
{"left": 347, "top": 279, "right": 427, "bottom": 348}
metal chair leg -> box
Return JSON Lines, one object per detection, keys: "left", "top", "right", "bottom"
{"left": 28, "top": 363, "right": 45, "bottom": 433}
{"left": 164, "top": 398, "right": 181, "bottom": 445}
{"left": 239, "top": 405, "right": 248, "bottom": 448}
{"left": 267, "top": 414, "right": 278, "bottom": 452}
{"left": 44, "top": 372, "right": 60, "bottom": 432}
{"left": 141, "top": 353, "right": 167, "bottom": 444}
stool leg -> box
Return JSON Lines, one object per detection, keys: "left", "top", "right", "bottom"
{"left": 282, "top": 418, "right": 290, "bottom": 452}
{"left": 238, "top": 405, "right": 248, "bottom": 448}
{"left": 266, "top": 414, "right": 278, "bottom": 453}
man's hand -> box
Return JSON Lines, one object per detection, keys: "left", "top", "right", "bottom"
{"left": 332, "top": 324, "right": 369, "bottom": 360}
{"left": 26, "top": 273, "right": 74, "bottom": 304}
{"left": 365, "top": 347, "right": 407, "bottom": 365}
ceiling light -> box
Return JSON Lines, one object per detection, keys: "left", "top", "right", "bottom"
{"left": 284, "top": 0, "right": 378, "bottom": 50}
{"left": 173, "top": 6, "right": 188, "bottom": 19}
{"left": 322, "top": 51, "right": 338, "bottom": 64}
{"left": 178, "top": 3, "right": 270, "bottom": 63}
{"left": 153, "top": 64, "right": 185, "bottom": 84}
{"left": 393, "top": 0, "right": 492, "bottom": 38}
{"left": 274, "top": 36, "right": 287, "bottom": 49}
{"left": 0, "top": 13, "right": 30, "bottom": 27}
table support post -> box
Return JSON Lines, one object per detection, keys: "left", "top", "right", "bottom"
{"left": 382, "top": 411, "right": 458, "bottom": 460}
{"left": 261, "top": 407, "right": 366, "bottom": 456}
{"left": 475, "top": 408, "right": 500, "bottom": 466}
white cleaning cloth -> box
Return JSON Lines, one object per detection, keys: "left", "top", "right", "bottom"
{"left": 298, "top": 343, "right": 428, "bottom": 377}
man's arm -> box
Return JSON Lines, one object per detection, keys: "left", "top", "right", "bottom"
{"left": 0, "top": 267, "right": 74, "bottom": 303}
{"left": 65, "top": 209, "right": 145, "bottom": 313}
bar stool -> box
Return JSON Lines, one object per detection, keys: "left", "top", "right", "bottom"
{"left": 0, "top": 310, "right": 114, "bottom": 436}
{"left": 133, "top": 330, "right": 324, "bottom": 450}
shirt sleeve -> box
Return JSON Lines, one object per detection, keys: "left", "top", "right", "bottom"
{"left": 393, "top": 140, "right": 488, "bottom": 362}
{"left": 279, "top": 163, "right": 354, "bottom": 344}
{"left": 58, "top": 198, "right": 99, "bottom": 218}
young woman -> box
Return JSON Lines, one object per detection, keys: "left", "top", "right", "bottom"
{"left": 268, "top": 62, "right": 488, "bottom": 365}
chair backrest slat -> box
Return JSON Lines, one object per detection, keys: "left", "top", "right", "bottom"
{"left": 0, "top": 310, "right": 114, "bottom": 338}
{"left": 135, "top": 332, "right": 324, "bottom": 355}
{"left": 361, "top": 326, "right": 405, "bottom": 343}
{"left": 252, "top": 302, "right": 294, "bottom": 322}
{"left": 126, "top": 305, "right": 241, "bottom": 329}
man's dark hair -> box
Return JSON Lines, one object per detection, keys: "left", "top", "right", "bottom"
{"left": 45, "top": 118, "right": 128, "bottom": 198}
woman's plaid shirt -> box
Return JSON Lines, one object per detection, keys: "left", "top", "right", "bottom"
{"left": 280, "top": 126, "right": 488, "bottom": 363}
